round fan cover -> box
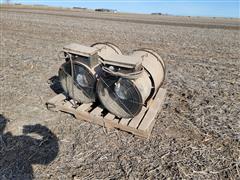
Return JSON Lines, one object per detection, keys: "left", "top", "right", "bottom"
{"left": 59, "top": 61, "right": 96, "bottom": 103}
{"left": 97, "top": 75, "right": 143, "bottom": 118}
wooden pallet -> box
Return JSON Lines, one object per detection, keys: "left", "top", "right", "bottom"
{"left": 46, "top": 88, "right": 166, "bottom": 138}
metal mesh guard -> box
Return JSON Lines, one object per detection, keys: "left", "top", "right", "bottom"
{"left": 97, "top": 75, "right": 143, "bottom": 118}
{"left": 58, "top": 61, "right": 96, "bottom": 103}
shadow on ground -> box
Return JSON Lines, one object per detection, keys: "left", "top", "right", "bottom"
{"left": 48, "top": 75, "right": 63, "bottom": 94}
{"left": 0, "top": 114, "right": 59, "bottom": 179}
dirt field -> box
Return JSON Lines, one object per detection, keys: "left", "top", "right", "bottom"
{"left": 0, "top": 5, "right": 240, "bottom": 179}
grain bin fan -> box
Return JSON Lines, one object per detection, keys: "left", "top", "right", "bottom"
{"left": 97, "top": 49, "right": 165, "bottom": 118}
{"left": 47, "top": 43, "right": 167, "bottom": 138}
{"left": 58, "top": 42, "right": 122, "bottom": 103}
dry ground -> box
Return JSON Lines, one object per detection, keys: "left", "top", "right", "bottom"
{"left": 0, "top": 6, "right": 240, "bottom": 179}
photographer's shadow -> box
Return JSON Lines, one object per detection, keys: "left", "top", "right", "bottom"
{"left": 0, "top": 115, "right": 59, "bottom": 179}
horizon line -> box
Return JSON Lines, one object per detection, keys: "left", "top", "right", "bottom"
{"left": 1, "top": 2, "right": 239, "bottom": 19}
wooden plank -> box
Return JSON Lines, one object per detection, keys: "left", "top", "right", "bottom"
{"left": 62, "top": 101, "right": 73, "bottom": 108}
{"left": 104, "top": 117, "right": 147, "bottom": 137}
{"left": 46, "top": 88, "right": 166, "bottom": 139}
{"left": 47, "top": 93, "right": 66, "bottom": 104}
{"left": 104, "top": 113, "right": 115, "bottom": 120}
{"left": 128, "top": 107, "right": 147, "bottom": 129}
{"left": 46, "top": 93, "right": 67, "bottom": 111}
{"left": 90, "top": 107, "right": 103, "bottom": 117}
{"left": 119, "top": 118, "right": 131, "bottom": 126}
{"left": 74, "top": 110, "right": 105, "bottom": 126}
{"left": 76, "top": 103, "right": 92, "bottom": 112}
{"left": 138, "top": 88, "right": 167, "bottom": 134}
{"left": 60, "top": 101, "right": 76, "bottom": 114}
{"left": 104, "top": 113, "right": 120, "bottom": 128}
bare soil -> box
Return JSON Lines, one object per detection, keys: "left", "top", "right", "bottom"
{"left": 0, "top": 6, "right": 240, "bottom": 179}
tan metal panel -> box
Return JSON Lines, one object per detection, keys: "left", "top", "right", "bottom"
{"left": 63, "top": 43, "right": 98, "bottom": 57}
{"left": 99, "top": 54, "right": 142, "bottom": 69}
{"left": 132, "top": 49, "right": 165, "bottom": 96}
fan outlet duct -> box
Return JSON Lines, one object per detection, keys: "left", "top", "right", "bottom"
{"left": 58, "top": 43, "right": 122, "bottom": 103}
{"left": 97, "top": 49, "right": 165, "bottom": 118}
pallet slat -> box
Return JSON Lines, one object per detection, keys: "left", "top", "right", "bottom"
{"left": 128, "top": 107, "right": 147, "bottom": 129}
{"left": 138, "top": 88, "right": 167, "bottom": 134}
{"left": 63, "top": 101, "right": 73, "bottom": 108}
{"left": 76, "top": 103, "right": 92, "bottom": 112}
{"left": 104, "top": 113, "right": 115, "bottom": 120}
{"left": 47, "top": 93, "right": 66, "bottom": 104}
{"left": 90, "top": 107, "right": 103, "bottom": 117}
{"left": 46, "top": 88, "right": 166, "bottom": 138}
{"left": 119, "top": 118, "right": 131, "bottom": 126}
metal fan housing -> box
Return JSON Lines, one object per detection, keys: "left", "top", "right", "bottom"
{"left": 96, "top": 49, "right": 165, "bottom": 118}
{"left": 58, "top": 43, "right": 122, "bottom": 103}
